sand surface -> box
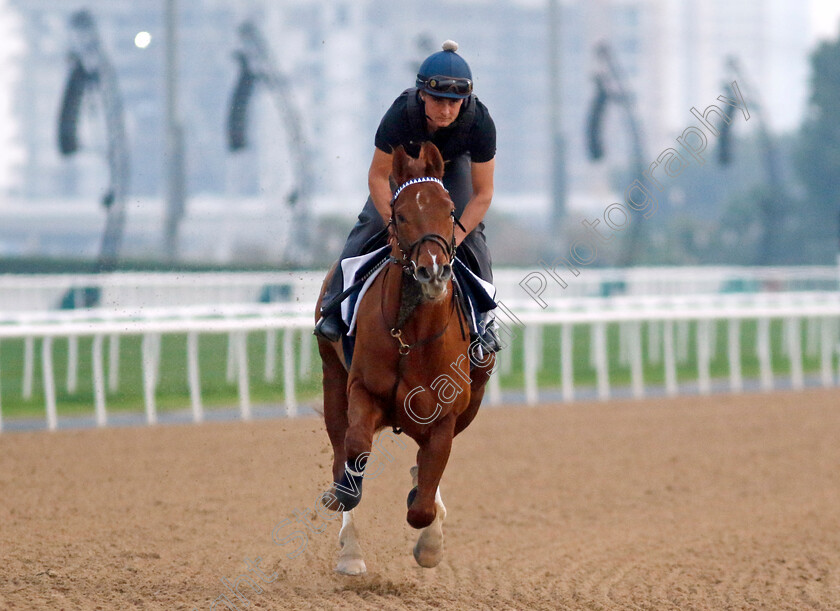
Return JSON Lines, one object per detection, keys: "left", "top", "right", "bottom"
{"left": 2, "top": 389, "right": 840, "bottom": 610}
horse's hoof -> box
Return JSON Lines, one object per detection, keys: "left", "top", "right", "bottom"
{"left": 406, "top": 486, "right": 418, "bottom": 509}
{"left": 413, "top": 540, "right": 444, "bottom": 568}
{"left": 335, "top": 557, "right": 367, "bottom": 575}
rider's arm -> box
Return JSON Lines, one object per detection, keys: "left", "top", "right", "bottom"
{"left": 368, "top": 147, "right": 394, "bottom": 224}
{"left": 454, "top": 158, "right": 495, "bottom": 246}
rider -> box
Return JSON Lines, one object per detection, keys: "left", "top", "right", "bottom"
{"left": 315, "top": 40, "right": 499, "bottom": 350}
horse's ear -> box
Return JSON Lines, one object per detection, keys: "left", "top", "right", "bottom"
{"left": 392, "top": 146, "right": 411, "bottom": 185}
{"left": 420, "top": 142, "right": 444, "bottom": 179}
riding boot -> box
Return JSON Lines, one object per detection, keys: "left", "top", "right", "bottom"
{"left": 476, "top": 316, "right": 502, "bottom": 353}
{"left": 314, "top": 267, "right": 347, "bottom": 341}
{"left": 314, "top": 312, "right": 343, "bottom": 342}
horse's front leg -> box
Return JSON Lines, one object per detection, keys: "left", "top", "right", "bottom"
{"left": 323, "top": 383, "right": 384, "bottom": 512}
{"left": 409, "top": 465, "right": 447, "bottom": 568}
{"left": 318, "top": 339, "right": 350, "bottom": 485}
{"left": 407, "top": 415, "right": 454, "bottom": 529}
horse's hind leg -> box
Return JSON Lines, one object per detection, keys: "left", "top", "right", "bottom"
{"left": 335, "top": 509, "right": 367, "bottom": 575}
{"left": 455, "top": 353, "right": 495, "bottom": 436}
{"left": 409, "top": 465, "right": 447, "bottom": 568}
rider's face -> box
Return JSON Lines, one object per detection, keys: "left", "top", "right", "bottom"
{"left": 420, "top": 92, "right": 464, "bottom": 131}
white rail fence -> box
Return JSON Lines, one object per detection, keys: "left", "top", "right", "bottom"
{"left": 0, "top": 265, "right": 837, "bottom": 312}
{"left": 0, "top": 305, "right": 314, "bottom": 433}
{"left": 0, "top": 293, "right": 839, "bottom": 432}
{"left": 499, "top": 292, "right": 840, "bottom": 405}
{"left": 0, "top": 271, "right": 325, "bottom": 312}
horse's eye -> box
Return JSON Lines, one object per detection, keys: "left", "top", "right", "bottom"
{"left": 398, "top": 214, "right": 407, "bottom": 223}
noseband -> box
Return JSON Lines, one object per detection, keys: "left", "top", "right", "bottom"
{"left": 388, "top": 177, "right": 467, "bottom": 273}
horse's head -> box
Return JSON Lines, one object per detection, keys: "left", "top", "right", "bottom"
{"left": 390, "top": 142, "right": 457, "bottom": 302}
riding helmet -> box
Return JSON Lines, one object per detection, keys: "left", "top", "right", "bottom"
{"left": 416, "top": 40, "right": 473, "bottom": 99}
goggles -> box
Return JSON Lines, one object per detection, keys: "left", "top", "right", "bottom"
{"left": 423, "top": 76, "right": 473, "bottom": 96}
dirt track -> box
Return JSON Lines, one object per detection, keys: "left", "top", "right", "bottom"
{"left": 2, "top": 389, "right": 840, "bottom": 610}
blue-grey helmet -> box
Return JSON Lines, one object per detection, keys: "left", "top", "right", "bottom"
{"left": 416, "top": 40, "right": 473, "bottom": 99}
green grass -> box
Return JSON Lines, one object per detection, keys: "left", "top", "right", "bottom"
{"left": 0, "top": 331, "right": 324, "bottom": 420}
{"left": 1, "top": 320, "right": 835, "bottom": 421}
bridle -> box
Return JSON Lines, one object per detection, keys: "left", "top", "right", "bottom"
{"left": 388, "top": 176, "right": 467, "bottom": 275}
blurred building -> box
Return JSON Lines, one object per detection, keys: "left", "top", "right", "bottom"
{"left": 0, "top": 0, "right": 813, "bottom": 259}
{"left": 0, "top": 0, "right": 25, "bottom": 194}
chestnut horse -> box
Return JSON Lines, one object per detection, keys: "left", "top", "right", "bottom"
{"left": 315, "top": 142, "right": 494, "bottom": 574}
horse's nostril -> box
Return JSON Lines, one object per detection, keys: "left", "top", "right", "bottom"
{"left": 416, "top": 267, "right": 431, "bottom": 282}
{"left": 441, "top": 264, "right": 452, "bottom": 280}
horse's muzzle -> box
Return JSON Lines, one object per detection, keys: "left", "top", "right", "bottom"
{"left": 414, "top": 261, "right": 452, "bottom": 301}
{"left": 414, "top": 261, "right": 452, "bottom": 284}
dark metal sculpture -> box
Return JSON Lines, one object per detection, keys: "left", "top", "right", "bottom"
{"left": 227, "top": 21, "right": 313, "bottom": 265}
{"left": 58, "top": 9, "right": 129, "bottom": 277}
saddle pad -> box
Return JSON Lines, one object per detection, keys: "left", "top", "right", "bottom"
{"left": 339, "top": 247, "right": 497, "bottom": 338}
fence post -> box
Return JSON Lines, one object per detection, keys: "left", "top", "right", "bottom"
{"left": 42, "top": 337, "right": 57, "bottom": 431}
{"left": 187, "top": 331, "right": 203, "bottom": 423}
{"left": 594, "top": 322, "right": 610, "bottom": 400}
{"left": 757, "top": 318, "right": 773, "bottom": 391}
{"left": 697, "top": 319, "right": 711, "bottom": 395}
{"left": 787, "top": 317, "right": 803, "bottom": 390}
{"left": 727, "top": 318, "right": 742, "bottom": 392}
{"left": 283, "top": 328, "right": 296, "bottom": 416}
{"left": 92, "top": 334, "right": 107, "bottom": 427}
{"left": 561, "top": 323, "right": 574, "bottom": 402}
{"left": 236, "top": 331, "right": 251, "bottom": 421}
{"left": 663, "top": 320, "right": 677, "bottom": 397}
{"left": 523, "top": 324, "right": 538, "bottom": 405}
{"left": 629, "top": 321, "right": 644, "bottom": 398}
{"left": 820, "top": 317, "right": 835, "bottom": 387}
{"left": 141, "top": 333, "right": 158, "bottom": 425}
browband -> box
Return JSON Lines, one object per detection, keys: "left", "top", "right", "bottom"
{"left": 391, "top": 176, "right": 447, "bottom": 204}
